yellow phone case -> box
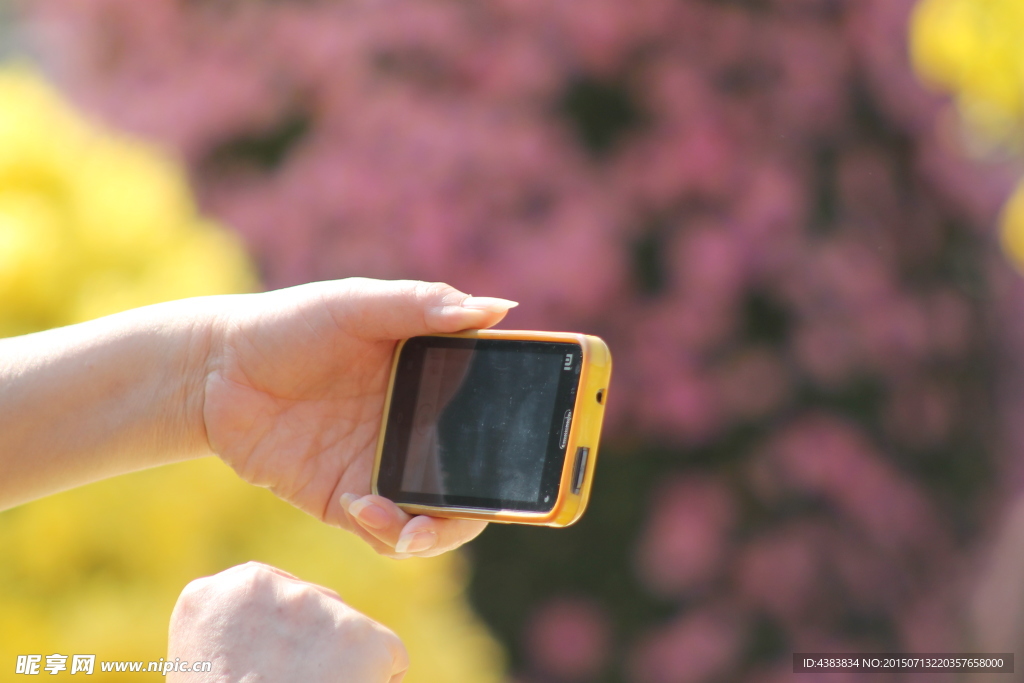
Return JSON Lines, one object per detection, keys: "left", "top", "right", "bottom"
{"left": 371, "top": 329, "right": 611, "bottom": 527}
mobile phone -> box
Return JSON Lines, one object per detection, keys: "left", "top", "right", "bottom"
{"left": 371, "top": 330, "right": 611, "bottom": 526}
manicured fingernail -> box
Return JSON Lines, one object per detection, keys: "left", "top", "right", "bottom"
{"left": 347, "top": 498, "right": 390, "bottom": 530}
{"left": 395, "top": 531, "right": 437, "bottom": 554}
{"left": 461, "top": 296, "right": 519, "bottom": 312}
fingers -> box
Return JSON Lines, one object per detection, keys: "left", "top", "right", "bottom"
{"left": 341, "top": 493, "right": 488, "bottom": 558}
{"left": 341, "top": 494, "right": 416, "bottom": 555}
{"left": 325, "top": 279, "right": 518, "bottom": 340}
{"left": 224, "top": 561, "right": 344, "bottom": 602}
{"left": 396, "top": 513, "right": 488, "bottom": 558}
{"left": 176, "top": 561, "right": 410, "bottom": 683}
{"left": 333, "top": 507, "right": 407, "bottom": 557}
{"left": 231, "top": 560, "right": 301, "bottom": 582}
{"left": 340, "top": 493, "right": 415, "bottom": 557}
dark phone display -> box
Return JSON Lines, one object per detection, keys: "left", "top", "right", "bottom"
{"left": 378, "top": 337, "right": 582, "bottom": 511}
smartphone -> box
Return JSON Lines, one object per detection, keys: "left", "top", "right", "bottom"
{"left": 371, "top": 330, "right": 611, "bottom": 526}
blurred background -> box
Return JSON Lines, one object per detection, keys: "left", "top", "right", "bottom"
{"left": 2, "top": 0, "right": 1024, "bottom": 681}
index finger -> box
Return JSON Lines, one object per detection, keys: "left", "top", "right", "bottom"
{"left": 321, "top": 279, "right": 517, "bottom": 341}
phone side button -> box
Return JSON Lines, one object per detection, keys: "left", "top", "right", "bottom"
{"left": 572, "top": 447, "right": 589, "bottom": 494}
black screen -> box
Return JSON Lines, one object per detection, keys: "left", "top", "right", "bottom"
{"left": 378, "top": 337, "right": 582, "bottom": 511}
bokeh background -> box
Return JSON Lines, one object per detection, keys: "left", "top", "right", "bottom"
{"left": 2, "top": 0, "right": 1024, "bottom": 681}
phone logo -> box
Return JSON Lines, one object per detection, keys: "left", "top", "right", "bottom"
{"left": 564, "top": 353, "right": 573, "bottom": 370}
{"left": 559, "top": 409, "right": 572, "bottom": 449}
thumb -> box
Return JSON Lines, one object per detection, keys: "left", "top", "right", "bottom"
{"left": 326, "top": 278, "right": 518, "bottom": 340}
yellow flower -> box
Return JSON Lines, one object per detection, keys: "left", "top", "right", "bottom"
{"left": 0, "top": 63, "right": 258, "bottom": 331}
{"left": 0, "top": 65, "right": 504, "bottom": 683}
{"left": 911, "top": 0, "right": 1024, "bottom": 150}
{"left": 911, "top": 0, "right": 1024, "bottom": 270}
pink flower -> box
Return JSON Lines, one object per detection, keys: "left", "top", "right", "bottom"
{"left": 735, "top": 524, "right": 824, "bottom": 623}
{"left": 629, "top": 607, "right": 745, "bottom": 683}
{"left": 792, "top": 319, "right": 858, "bottom": 386}
{"left": 525, "top": 597, "right": 611, "bottom": 681}
{"left": 926, "top": 289, "right": 973, "bottom": 359}
{"left": 635, "top": 476, "right": 736, "bottom": 597}
{"left": 716, "top": 346, "right": 792, "bottom": 421}
{"left": 763, "top": 415, "right": 946, "bottom": 555}
{"left": 882, "top": 379, "right": 955, "bottom": 449}
{"left": 669, "top": 224, "right": 748, "bottom": 301}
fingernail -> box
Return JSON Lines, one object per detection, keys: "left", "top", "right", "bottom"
{"left": 395, "top": 531, "right": 437, "bottom": 554}
{"left": 347, "top": 498, "right": 390, "bottom": 530}
{"left": 461, "top": 296, "right": 519, "bottom": 312}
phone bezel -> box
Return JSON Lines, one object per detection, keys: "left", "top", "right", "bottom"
{"left": 375, "top": 336, "right": 582, "bottom": 512}
{"left": 371, "top": 329, "right": 611, "bottom": 527}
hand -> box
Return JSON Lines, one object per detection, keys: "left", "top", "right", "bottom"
{"left": 168, "top": 562, "right": 408, "bottom": 683}
{"left": 202, "top": 278, "right": 516, "bottom": 557}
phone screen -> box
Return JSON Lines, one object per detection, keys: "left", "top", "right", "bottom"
{"left": 377, "top": 337, "right": 582, "bottom": 512}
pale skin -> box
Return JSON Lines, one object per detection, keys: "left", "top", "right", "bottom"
{"left": 0, "top": 277, "right": 517, "bottom": 555}
{"left": 0, "top": 278, "right": 517, "bottom": 680}
{"left": 167, "top": 562, "right": 409, "bottom": 683}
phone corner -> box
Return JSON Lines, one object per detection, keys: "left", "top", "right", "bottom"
{"left": 547, "top": 500, "right": 589, "bottom": 527}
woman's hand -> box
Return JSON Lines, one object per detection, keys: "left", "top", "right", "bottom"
{"left": 168, "top": 562, "right": 409, "bottom": 683}
{"left": 0, "top": 276, "right": 508, "bottom": 557}
{"left": 203, "top": 279, "right": 516, "bottom": 557}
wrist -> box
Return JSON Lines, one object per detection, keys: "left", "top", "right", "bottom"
{"left": 0, "top": 296, "right": 233, "bottom": 508}
{"left": 178, "top": 295, "right": 231, "bottom": 458}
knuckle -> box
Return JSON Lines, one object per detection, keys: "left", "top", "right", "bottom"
{"left": 318, "top": 586, "right": 343, "bottom": 602}
{"left": 380, "top": 625, "right": 404, "bottom": 650}
{"left": 179, "top": 576, "right": 210, "bottom": 599}
{"left": 212, "top": 562, "right": 280, "bottom": 600}
{"left": 282, "top": 583, "right": 321, "bottom": 610}
{"left": 236, "top": 559, "right": 269, "bottom": 573}
{"left": 173, "top": 577, "right": 211, "bottom": 614}
{"left": 376, "top": 624, "right": 410, "bottom": 668}
{"left": 417, "top": 280, "right": 457, "bottom": 303}
{"left": 343, "top": 609, "right": 383, "bottom": 639}
{"left": 234, "top": 560, "right": 272, "bottom": 581}
{"left": 416, "top": 281, "right": 461, "bottom": 331}
{"left": 335, "top": 609, "right": 408, "bottom": 668}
